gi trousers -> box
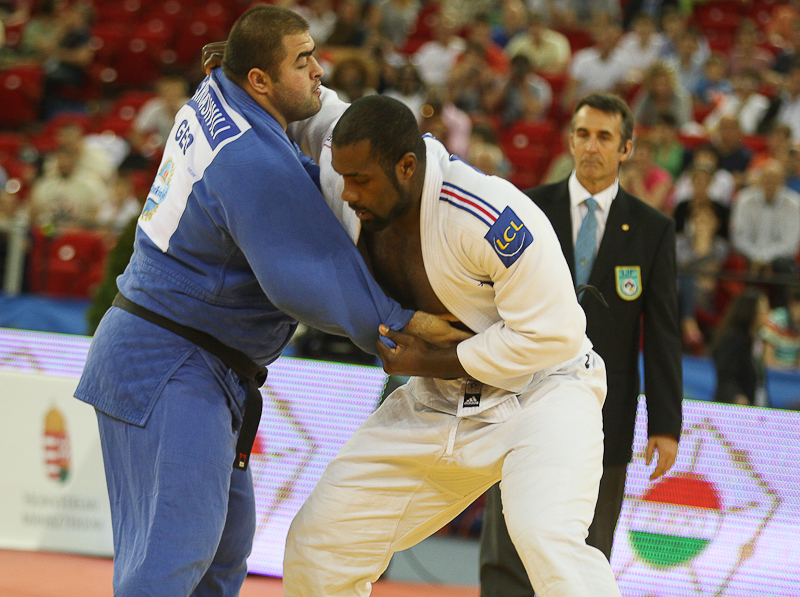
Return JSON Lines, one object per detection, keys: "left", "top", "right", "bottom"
{"left": 284, "top": 351, "right": 621, "bottom": 597}
{"left": 96, "top": 348, "right": 256, "bottom": 597}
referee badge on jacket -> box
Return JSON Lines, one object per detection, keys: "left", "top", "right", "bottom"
{"left": 615, "top": 266, "right": 642, "bottom": 300}
{"left": 485, "top": 206, "right": 533, "bottom": 267}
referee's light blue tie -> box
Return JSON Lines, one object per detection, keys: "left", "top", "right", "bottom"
{"left": 575, "top": 196, "right": 598, "bottom": 287}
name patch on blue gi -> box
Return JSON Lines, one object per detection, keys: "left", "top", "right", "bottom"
{"left": 188, "top": 80, "right": 241, "bottom": 150}
{"left": 484, "top": 206, "right": 532, "bottom": 267}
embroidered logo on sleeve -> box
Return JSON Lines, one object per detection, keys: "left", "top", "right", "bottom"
{"left": 484, "top": 206, "right": 532, "bottom": 267}
{"left": 140, "top": 157, "right": 175, "bottom": 221}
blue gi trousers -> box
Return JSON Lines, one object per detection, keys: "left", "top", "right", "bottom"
{"left": 96, "top": 347, "right": 256, "bottom": 597}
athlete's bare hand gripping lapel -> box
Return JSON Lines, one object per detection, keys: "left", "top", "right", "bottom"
{"left": 377, "top": 324, "right": 469, "bottom": 379}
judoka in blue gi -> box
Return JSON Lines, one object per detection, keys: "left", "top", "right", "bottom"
{"left": 74, "top": 7, "right": 459, "bottom": 596}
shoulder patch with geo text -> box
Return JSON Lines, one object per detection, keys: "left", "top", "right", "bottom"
{"left": 484, "top": 206, "right": 533, "bottom": 267}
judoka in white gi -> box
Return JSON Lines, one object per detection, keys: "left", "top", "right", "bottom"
{"left": 283, "top": 93, "right": 623, "bottom": 597}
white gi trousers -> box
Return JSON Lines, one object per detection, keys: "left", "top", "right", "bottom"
{"left": 283, "top": 350, "right": 622, "bottom": 597}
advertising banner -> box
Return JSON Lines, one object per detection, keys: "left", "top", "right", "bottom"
{"left": 612, "top": 399, "right": 800, "bottom": 595}
{"left": 0, "top": 371, "right": 113, "bottom": 556}
{"left": 2, "top": 328, "right": 800, "bottom": 592}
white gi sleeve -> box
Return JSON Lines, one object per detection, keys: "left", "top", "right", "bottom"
{"left": 455, "top": 200, "right": 587, "bottom": 393}
{"left": 286, "top": 85, "right": 360, "bottom": 243}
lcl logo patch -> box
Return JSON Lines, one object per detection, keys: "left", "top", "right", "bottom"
{"left": 485, "top": 206, "right": 533, "bottom": 267}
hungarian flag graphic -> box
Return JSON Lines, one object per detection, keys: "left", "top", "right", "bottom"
{"left": 628, "top": 474, "right": 721, "bottom": 568}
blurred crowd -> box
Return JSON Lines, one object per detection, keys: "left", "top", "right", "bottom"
{"left": 1, "top": 0, "right": 800, "bottom": 385}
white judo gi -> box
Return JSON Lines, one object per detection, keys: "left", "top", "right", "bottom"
{"left": 283, "top": 89, "right": 622, "bottom": 597}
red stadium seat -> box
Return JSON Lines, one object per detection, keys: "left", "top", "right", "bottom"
{"left": 0, "top": 65, "right": 43, "bottom": 128}
{"left": 173, "top": 3, "right": 230, "bottom": 67}
{"left": 559, "top": 28, "right": 594, "bottom": 54}
{"left": 502, "top": 122, "right": 557, "bottom": 190}
{"left": 90, "top": 22, "right": 132, "bottom": 65}
{"left": 693, "top": 1, "right": 746, "bottom": 34}
{"left": 111, "top": 36, "right": 168, "bottom": 88}
{"left": 27, "top": 228, "right": 111, "bottom": 298}
{"left": 743, "top": 134, "right": 768, "bottom": 154}
{"left": 0, "top": 132, "right": 27, "bottom": 160}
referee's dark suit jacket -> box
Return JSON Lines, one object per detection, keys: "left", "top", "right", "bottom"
{"left": 527, "top": 179, "right": 683, "bottom": 466}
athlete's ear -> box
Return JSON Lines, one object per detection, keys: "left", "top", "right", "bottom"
{"left": 246, "top": 68, "right": 273, "bottom": 96}
{"left": 396, "top": 152, "right": 417, "bottom": 182}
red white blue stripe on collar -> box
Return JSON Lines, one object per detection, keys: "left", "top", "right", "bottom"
{"left": 439, "top": 182, "right": 501, "bottom": 228}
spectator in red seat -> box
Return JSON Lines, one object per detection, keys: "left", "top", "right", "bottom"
{"left": 631, "top": 60, "right": 693, "bottom": 130}
{"left": 727, "top": 18, "right": 775, "bottom": 78}
{"left": 711, "top": 287, "right": 771, "bottom": 406}
{"left": 663, "top": 27, "right": 705, "bottom": 99}
{"left": 619, "top": 135, "right": 674, "bottom": 214}
{"left": 39, "top": 1, "right": 95, "bottom": 118}
{"left": 746, "top": 123, "right": 794, "bottom": 185}
{"left": 659, "top": 5, "right": 710, "bottom": 66}
{"left": 529, "top": 0, "right": 621, "bottom": 31}
{"left": 131, "top": 75, "right": 190, "bottom": 152}
{"left": 771, "top": 18, "right": 800, "bottom": 82}
{"left": 383, "top": 62, "right": 427, "bottom": 119}
{"left": 674, "top": 143, "right": 736, "bottom": 206}
{"left": 761, "top": 286, "right": 800, "bottom": 369}
{"left": 731, "top": 158, "right": 800, "bottom": 280}
{"left": 43, "top": 121, "right": 113, "bottom": 185}
{"left": 766, "top": 63, "right": 800, "bottom": 142}
{"left": 17, "top": 0, "right": 64, "bottom": 61}
{"left": 291, "top": 0, "right": 336, "bottom": 45}
{"left": 693, "top": 53, "right": 733, "bottom": 110}
{"left": 329, "top": 55, "right": 377, "bottom": 103}
{"left": 704, "top": 69, "right": 771, "bottom": 136}
{"left": 29, "top": 145, "right": 106, "bottom": 230}
{"left": 651, "top": 112, "right": 689, "bottom": 180}
{"left": 483, "top": 53, "right": 552, "bottom": 128}
{"left": 712, "top": 115, "right": 754, "bottom": 190}
{"left": 676, "top": 200, "right": 730, "bottom": 351}
{"left": 616, "top": 12, "right": 668, "bottom": 85}
{"left": 417, "top": 92, "right": 472, "bottom": 158}
{"left": 463, "top": 12, "right": 509, "bottom": 75}
{"left": 322, "top": 0, "right": 368, "bottom": 48}
{"left": 564, "top": 17, "right": 626, "bottom": 109}
{"left": 466, "top": 123, "right": 510, "bottom": 178}
{"left": 448, "top": 40, "right": 502, "bottom": 115}
{"left": 674, "top": 162, "right": 731, "bottom": 238}
{"left": 95, "top": 171, "right": 143, "bottom": 234}
{"left": 784, "top": 145, "right": 800, "bottom": 194}
{"left": 490, "top": 0, "right": 529, "bottom": 49}
{"left": 411, "top": 13, "right": 465, "bottom": 90}
{"left": 504, "top": 9, "right": 571, "bottom": 75}
{"left": 366, "top": 0, "right": 421, "bottom": 52}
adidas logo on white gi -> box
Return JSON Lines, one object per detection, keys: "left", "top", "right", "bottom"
{"left": 463, "top": 395, "right": 480, "bottom": 407}
{"left": 463, "top": 379, "right": 482, "bottom": 407}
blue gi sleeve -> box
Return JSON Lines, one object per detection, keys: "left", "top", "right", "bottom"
{"left": 208, "top": 147, "right": 411, "bottom": 355}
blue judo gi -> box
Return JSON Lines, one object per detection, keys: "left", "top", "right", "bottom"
{"left": 75, "top": 70, "right": 412, "bottom": 597}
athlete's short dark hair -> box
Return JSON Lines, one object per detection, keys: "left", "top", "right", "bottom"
{"left": 332, "top": 95, "right": 427, "bottom": 179}
{"left": 222, "top": 5, "right": 308, "bottom": 84}
{"left": 572, "top": 92, "right": 634, "bottom": 150}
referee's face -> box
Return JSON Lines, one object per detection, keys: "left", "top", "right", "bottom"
{"left": 569, "top": 105, "right": 632, "bottom": 194}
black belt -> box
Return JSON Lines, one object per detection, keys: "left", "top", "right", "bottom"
{"left": 112, "top": 293, "right": 266, "bottom": 471}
